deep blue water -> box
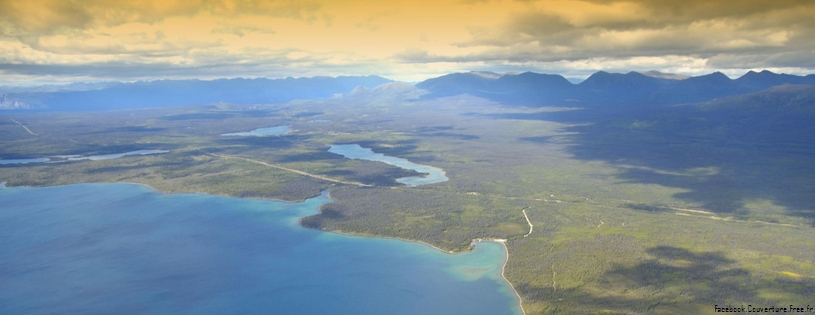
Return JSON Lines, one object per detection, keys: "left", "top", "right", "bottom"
{"left": 221, "top": 126, "right": 290, "bottom": 137}
{"left": 328, "top": 144, "right": 449, "bottom": 186}
{"left": 0, "top": 183, "right": 520, "bottom": 315}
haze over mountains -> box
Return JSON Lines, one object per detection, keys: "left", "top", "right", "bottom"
{"left": 2, "top": 70, "right": 814, "bottom": 111}
{"left": 0, "top": 76, "right": 392, "bottom": 111}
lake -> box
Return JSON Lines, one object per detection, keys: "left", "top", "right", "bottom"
{"left": 0, "top": 183, "right": 521, "bottom": 315}
{"left": 0, "top": 150, "right": 168, "bottom": 165}
{"left": 328, "top": 144, "right": 449, "bottom": 186}
{"left": 222, "top": 126, "right": 290, "bottom": 137}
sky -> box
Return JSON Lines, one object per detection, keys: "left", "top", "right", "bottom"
{"left": 1, "top": 0, "right": 814, "bottom": 85}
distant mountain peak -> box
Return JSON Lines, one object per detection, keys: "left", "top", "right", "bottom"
{"left": 347, "top": 83, "right": 416, "bottom": 95}
{"left": 740, "top": 69, "right": 780, "bottom": 78}
{"left": 372, "top": 81, "right": 421, "bottom": 92}
{"left": 698, "top": 71, "right": 732, "bottom": 81}
{"left": 642, "top": 70, "right": 689, "bottom": 80}
{"left": 343, "top": 82, "right": 426, "bottom": 101}
{"left": 349, "top": 85, "right": 371, "bottom": 94}
{"left": 469, "top": 71, "right": 501, "bottom": 79}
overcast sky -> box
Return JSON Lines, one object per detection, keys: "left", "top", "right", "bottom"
{"left": 1, "top": 0, "right": 814, "bottom": 85}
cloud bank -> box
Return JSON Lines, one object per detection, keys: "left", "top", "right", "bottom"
{"left": 1, "top": 0, "right": 813, "bottom": 84}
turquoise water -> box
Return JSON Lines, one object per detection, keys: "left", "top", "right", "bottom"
{"left": 0, "top": 183, "right": 521, "bottom": 315}
{"left": 0, "top": 158, "right": 50, "bottom": 165}
{"left": 0, "top": 150, "right": 167, "bottom": 165}
{"left": 328, "top": 144, "right": 449, "bottom": 186}
{"left": 222, "top": 126, "right": 290, "bottom": 137}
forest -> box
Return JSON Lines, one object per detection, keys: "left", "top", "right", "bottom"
{"left": 2, "top": 78, "right": 815, "bottom": 314}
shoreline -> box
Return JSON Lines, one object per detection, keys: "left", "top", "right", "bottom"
{"left": 319, "top": 225, "right": 527, "bottom": 315}
{"left": 320, "top": 191, "right": 526, "bottom": 314}
{"left": 1, "top": 181, "right": 527, "bottom": 315}
{"left": 475, "top": 238, "right": 527, "bottom": 315}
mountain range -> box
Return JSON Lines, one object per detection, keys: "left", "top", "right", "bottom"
{"left": 2, "top": 70, "right": 815, "bottom": 111}
{"left": 417, "top": 70, "right": 815, "bottom": 106}
{"left": 0, "top": 76, "right": 392, "bottom": 111}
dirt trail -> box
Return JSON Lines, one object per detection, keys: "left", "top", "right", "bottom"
{"left": 210, "top": 153, "right": 371, "bottom": 187}
{"left": 10, "top": 119, "right": 38, "bottom": 136}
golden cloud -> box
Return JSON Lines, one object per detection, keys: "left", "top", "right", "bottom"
{"left": 0, "top": 0, "right": 324, "bottom": 34}
{"left": 0, "top": 0, "right": 813, "bottom": 83}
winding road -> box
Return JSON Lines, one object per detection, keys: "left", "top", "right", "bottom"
{"left": 522, "top": 208, "right": 534, "bottom": 237}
